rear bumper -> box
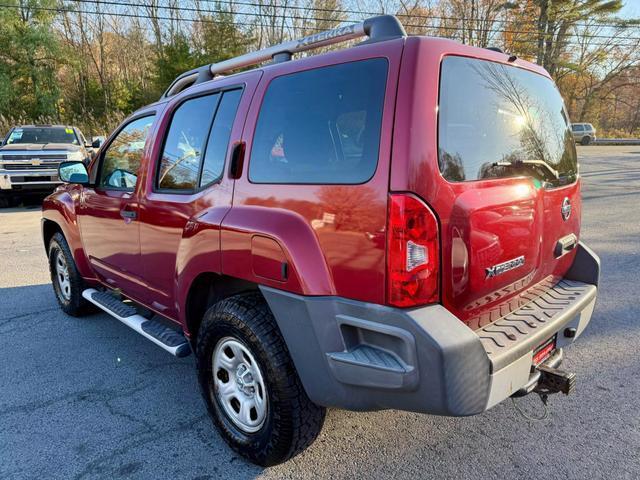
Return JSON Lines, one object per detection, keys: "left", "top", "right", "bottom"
{"left": 261, "top": 242, "right": 599, "bottom": 416}
{"left": 0, "top": 169, "right": 61, "bottom": 191}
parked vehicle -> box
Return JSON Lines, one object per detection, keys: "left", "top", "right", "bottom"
{"left": 42, "top": 15, "right": 599, "bottom": 466}
{"left": 0, "top": 124, "right": 99, "bottom": 206}
{"left": 571, "top": 123, "right": 597, "bottom": 145}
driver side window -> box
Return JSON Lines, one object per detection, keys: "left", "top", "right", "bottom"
{"left": 99, "top": 115, "right": 155, "bottom": 190}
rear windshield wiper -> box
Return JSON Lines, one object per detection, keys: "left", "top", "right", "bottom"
{"left": 492, "top": 159, "right": 560, "bottom": 180}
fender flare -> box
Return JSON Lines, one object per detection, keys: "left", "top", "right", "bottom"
{"left": 221, "top": 205, "right": 335, "bottom": 295}
{"left": 174, "top": 205, "right": 336, "bottom": 327}
{"left": 42, "top": 190, "right": 94, "bottom": 279}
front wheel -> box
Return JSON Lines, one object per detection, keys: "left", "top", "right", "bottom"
{"left": 581, "top": 136, "right": 592, "bottom": 145}
{"left": 48, "top": 232, "right": 92, "bottom": 316}
{"left": 196, "top": 292, "right": 326, "bottom": 466}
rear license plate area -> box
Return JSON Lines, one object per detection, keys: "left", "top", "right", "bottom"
{"left": 533, "top": 335, "right": 557, "bottom": 366}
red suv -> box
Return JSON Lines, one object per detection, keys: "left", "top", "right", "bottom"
{"left": 43, "top": 16, "right": 599, "bottom": 466}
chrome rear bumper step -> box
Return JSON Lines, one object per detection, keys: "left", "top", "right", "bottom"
{"left": 82, "top": 288, "right": 191, "bottom": 357}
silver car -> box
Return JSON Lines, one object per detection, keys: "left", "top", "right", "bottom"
{"left": 571, "top": 123, "right": 596, "bottom": 145}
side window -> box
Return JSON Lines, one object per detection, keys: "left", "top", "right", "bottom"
{"left": 248, "top": 59, "right": 388, "bottom": 184}
{"left": 572, "top": 124, "right": 584, "bottom": 132}
{"left": 200, "top": 89, "right": 242, "bottom": 187}
{"left": 99, "top": 115, "right": 155, "bottom": 190}
{"left": 157, "top": 94, "right": 219, "bottom": 191}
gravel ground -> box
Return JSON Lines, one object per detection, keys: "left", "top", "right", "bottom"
{"left": 0, "top": 145, "right": 638, "bottom": 479}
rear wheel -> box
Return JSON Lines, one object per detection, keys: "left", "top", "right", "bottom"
{"left": 581, "top": 135, "right": 591, "bottom": 145}
{"left": 48, "top": 232, "right": 92, "bottom": 316}
{"left": 196, "top": 292, "right": 326, "bottom": 466}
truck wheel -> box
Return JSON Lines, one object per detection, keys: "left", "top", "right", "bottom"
{"left": 196, "top": 292, "right": 326, "bottom": 466}
{"left": 581, "top": 136, "right": 591, "bottom": 145}
{"left": 48, "top": 232, "right": 91, "bottom": 316}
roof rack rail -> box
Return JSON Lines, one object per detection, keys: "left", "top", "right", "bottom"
{"left": 161, "top": 14, "right": 406, "bottom": 99}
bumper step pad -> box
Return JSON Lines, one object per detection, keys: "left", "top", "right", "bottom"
{"left": 326, "top": 344, "right": 417, "bottom": 390}
{"left": 82, "top": 289, "right": 191, "bottom": 357}
{"left": 329, "top": 345, "right": 405, "bottom": 372}
{"left": 476, "top": 279, "right": 596, "bottom": 371}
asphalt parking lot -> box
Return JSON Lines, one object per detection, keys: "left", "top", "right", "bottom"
{"left": 1, "top": 145, "right": 639, "bottom": 479}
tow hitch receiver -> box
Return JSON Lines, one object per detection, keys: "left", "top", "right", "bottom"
{"left": 536, "top": 364, "right": 576, "bottom": 395}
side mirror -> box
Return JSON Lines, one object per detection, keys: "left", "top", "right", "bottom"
{"left": 91, "top": 138, "right": 102, "bottom": 148}
{"left": 59, "top": 161, "right": 90, "bottom": 185}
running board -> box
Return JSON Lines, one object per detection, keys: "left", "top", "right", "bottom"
{"left": 82, "top": 288, "right": 191, "bottom": 357}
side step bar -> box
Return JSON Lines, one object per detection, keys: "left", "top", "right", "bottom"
{"left": 82, "top": 288, "right": 191, "bottom": 357}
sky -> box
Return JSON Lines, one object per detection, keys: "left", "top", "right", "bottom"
{"left": 622, "top": 0, "right": 640, "bottom": 17}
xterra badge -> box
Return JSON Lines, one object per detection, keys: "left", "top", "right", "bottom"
{"left": 485, "top": 256, "right": 525, "bottom": 279}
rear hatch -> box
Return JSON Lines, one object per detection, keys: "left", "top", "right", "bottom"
{"left": 423, "top": 54, "right": 580, "bottom": 328}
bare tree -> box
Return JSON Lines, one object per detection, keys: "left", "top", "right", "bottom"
{"left": 559, "top": 17, "right": 640, "bottom": 122}
{"left": 437, "top": 0, "right": 516, "bottom": 47}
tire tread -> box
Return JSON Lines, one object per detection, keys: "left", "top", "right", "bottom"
{"left": 48, "top": 232, "right": 92, "bottom": 316}
{"left": 196, "top": 291, "right": 325, "bottom": 466}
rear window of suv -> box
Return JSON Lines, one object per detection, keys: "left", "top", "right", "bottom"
{"left": 438, "top": 56, "right": 577, "bottom": 188}
{"left": 249, "top": 58, "right": 388, "bottom": 184}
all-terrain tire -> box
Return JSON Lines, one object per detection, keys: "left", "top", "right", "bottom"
{"left": 48, "top": 232, "right": 92, "bottom": 316}
{"left": 196, "top": 292, "right": 326, "bottom": 466}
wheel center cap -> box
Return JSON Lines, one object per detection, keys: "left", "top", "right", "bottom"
{"left": 235, "top": 364, "right": 254, "bottom": 394}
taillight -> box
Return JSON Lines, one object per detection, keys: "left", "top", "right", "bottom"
{"left": 387, "top": 193, "right": 439, "bottom": 308}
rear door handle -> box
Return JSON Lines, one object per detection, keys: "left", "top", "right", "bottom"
{"left": 555, "top": 233, "right": 577, "bottom": 258}
{"left": 229, "top": 141, "right": 246, "bottom": 179}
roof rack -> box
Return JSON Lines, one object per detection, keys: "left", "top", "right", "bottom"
{"left": 160, "top": 14, "right": 406, "bottom": 99}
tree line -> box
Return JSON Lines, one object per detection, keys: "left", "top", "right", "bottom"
{"left": 0, "top": 0, "right": 638, "bottom": 138}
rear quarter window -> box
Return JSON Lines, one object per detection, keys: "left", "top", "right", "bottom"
{"left": 157, "top": 94, "right": 220, "bottom": 191}
{"left": 249, "top": 58, "right": 388, "bottom": 184}
{"left": 438, "top": 56, "right": 577, "bottom": 188}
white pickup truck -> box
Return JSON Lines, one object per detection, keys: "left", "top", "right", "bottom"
{"left": 0, "top": 124, "right": 100, "bottom": 206}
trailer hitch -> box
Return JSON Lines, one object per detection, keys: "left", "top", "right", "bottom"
{"left": 511, "top": 351, "right": 576, "bottom": 421}
{"left": 535, "top": 364, "right": 576, "bottom": 396}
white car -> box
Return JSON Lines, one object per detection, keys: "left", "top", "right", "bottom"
{"left": 571, "top": 123, "right": 597, "bottom": 145}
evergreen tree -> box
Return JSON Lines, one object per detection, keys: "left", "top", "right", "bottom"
{"left": 0, "top": 0, "right": 63, "bottom": 119}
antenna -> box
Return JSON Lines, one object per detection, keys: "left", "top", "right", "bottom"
{"left": 161, "top": 15, "right": 406, "bottom": 99}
